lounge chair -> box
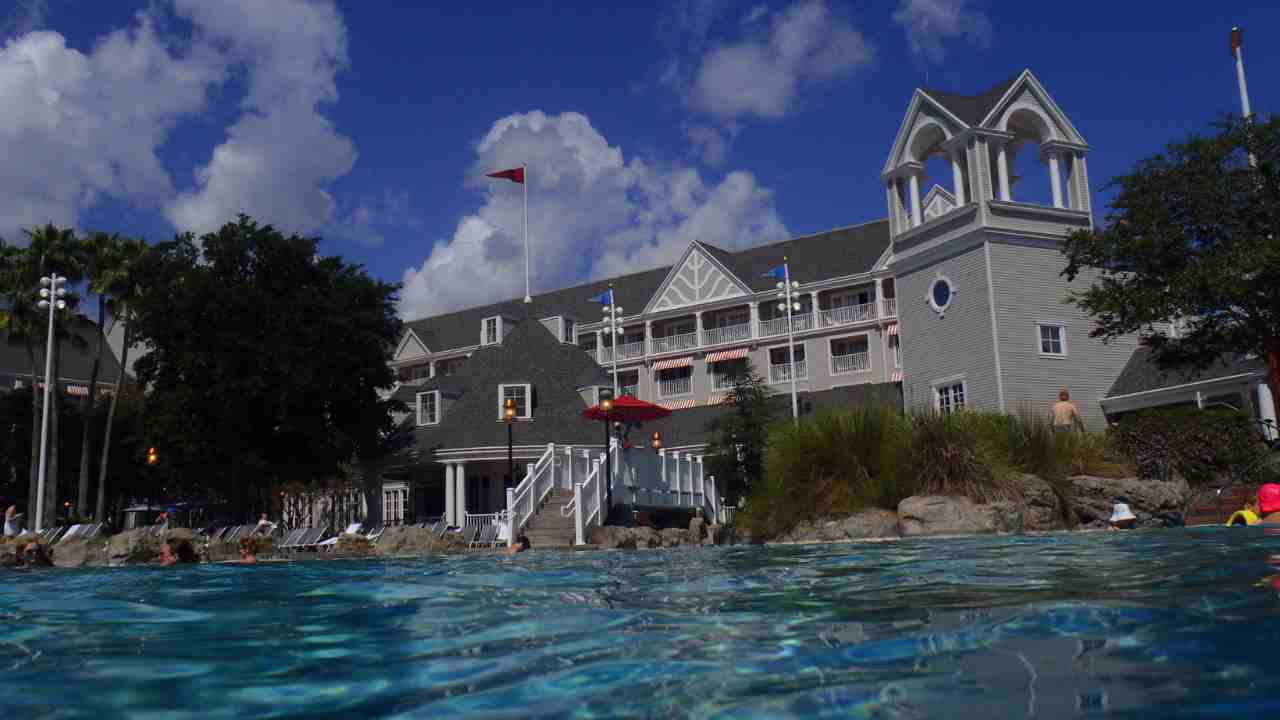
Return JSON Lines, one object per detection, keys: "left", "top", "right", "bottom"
{"left": 365, "top": 525, "right": 385, "bottom": 544}
{"left": 318, "top": 523, "right": 362, "bottom": 552}
{"left": 470, "top": 524, "right": 498, "bottom": 549}
{"left": 275, "top": 528, "right": 305, "bottom": 552}
{"left": 293, "top": 527, "right": 328, "bottom": 552}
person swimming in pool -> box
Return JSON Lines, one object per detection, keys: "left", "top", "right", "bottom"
{"left": 238, "top": 537, "right": 259, "bottom": 564}
{"left": 506, "top": 534, "right": 532, "bottom": 555}
{"left": 14, "top": 541, "right": 51, "bottom": 568}
{"left": 1226, "top": 498, "right": 1261, "bottom": 526}
{"left": 158, "top": 539, "right": 198, "bottom": 565}
{"left": 1108, "top": 498, "right": 1136, "bottom": 530}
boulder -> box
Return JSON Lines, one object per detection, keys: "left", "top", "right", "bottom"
{"left": 52, "top": 538, "right": 110, "bottom": 567}
{"left": 660, "top": 528, "right": 691, "bottom": 548}
{"left": 773, "top": 510, "right": 901, "bottom": 544}
{"left": 897, "top": 496, "right": 1018, "bottom": 537}
{"left": 631, "top": 526, "right": 661, "bottom": 548}
{"left": 204, "top": 531, "right": 275, "bottom": 562}
{"left": 1014, "top": 474, "right": 1069, "bottom": 531}
{"left": 688, "top": 516, "right": 707, "bottom": 543}
{"left": 703, "top": 523, "right": 727, "bottom": 546}
{"left": 107, "top": 528, "right": 164, "bottom": 566}
{"left": 331, "top": 534, "right": 376, "bottom": 557}
{"left": 589, "top": 526, "right": 636, "bottom": 549}
{"left": 374, "top": 526, "right": 459, "bottom": 556}
{"left": 1067, "top": 476, "right": 1188, "bottom": 528}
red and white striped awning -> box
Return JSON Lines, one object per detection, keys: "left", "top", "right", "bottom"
{"left": 662, "top": 398, "right": 697, "bottom": 410}
{"left": 652, "top": 356, "right": 693, "bottom": 371}
{"left": 891, "top": 369, "right": 904, "bottom": 383}
{"left": 705, "top": 347, "right": 749, "bottom": 363}
{"left": 887, "top": 322, "right": 899, "bottom": 336}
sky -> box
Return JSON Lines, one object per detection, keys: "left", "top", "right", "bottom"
{"left": 2, "top": 0, "right": 1278, "bottom": 320}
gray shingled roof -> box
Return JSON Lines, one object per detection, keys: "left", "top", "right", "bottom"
{"left": 404, "top": 220, "right": 890, "bottom": 353}
{"left": 1106, "top": 347, "right": 1264, "bottom": 398}
{"left": 0, "top": 315, "right": 124, "bottom": 386}
{"left": 921, "top": 71, "right": 1022, "bottom": 128}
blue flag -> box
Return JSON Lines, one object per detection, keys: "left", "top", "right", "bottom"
{"left": 762, "top": 264, "right": 786, "bottom": 280}
{"left": 590, "top": 288, "right": 614, "bottom": 305}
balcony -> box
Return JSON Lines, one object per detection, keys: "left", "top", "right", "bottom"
{"left": 711, "top": 373, "right": 737, "bottom": 391}
{"left": 758, "top": 313, "right": 815, "bottom": 339}
{"left": 599, "top": 340, "right": 645, "bottom": 363}
{"left": 831, "top": 352, "right": 870, "bottom": 375}
{"left": 884, "top": 298, "right": 897, "bottom": 317}
{"left": 769, "top": 360, "right": 807, "bottom": 384}
{"left": 651, "top": 332, "right": 698, "bottom": 355}
{"left": 658, "top": 376, "right": 692, "bottom": 397}
{"left": 620, "top": 384, "right": 638, "bottom": 398}
{"left": 702, "top": 323, "right": 751, "bottom": 347}
{"left": 818, "top": 302, "right": 877, "bottom": 328}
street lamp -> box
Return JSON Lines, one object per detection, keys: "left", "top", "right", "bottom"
{"left": 651, "top": 431, "right": 662, "bottom": 451}
{"left": 33, "top": 274, "right": 67, "bottom": 532}
{"left": 503, "top": 397, "right": 516, "bottom": 488}
{"left": 775, "top": 258, "right": 801, "bottom": 424}
{"left": 146, "top": 447, "right": 159, "bottom": 466}
{"left": 601, "top": 287, "right": 624, "bottom": 396}
{"left": 599, "top": 388, "right": 614, "bottom": 519}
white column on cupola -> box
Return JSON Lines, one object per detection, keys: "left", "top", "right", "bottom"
{"left": 908, "top": 172, "right": 922, "bottom": 227}
{"left": 950, "top": 149, "right": 966, "bottom": 206}
{"left": 1047, "top": 150, "right": 1064, "bottom": 208}
{"left": 996, "top": 141, "right": 1012, "bottom": 201}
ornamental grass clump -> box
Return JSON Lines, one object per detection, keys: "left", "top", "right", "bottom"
{"left": 908, "top": 411, "right": 1017, "bottom": 503}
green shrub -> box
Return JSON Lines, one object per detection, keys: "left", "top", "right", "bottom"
{"left": 1110, "top": 407, "right": 1268, "bottom": 486}
{"left": 908, "top": 411, "right": 1016, "bottom": 502}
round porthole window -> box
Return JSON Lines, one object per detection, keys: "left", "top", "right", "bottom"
{"left": 928, "top": 277, "right": 954, "bottom": 314}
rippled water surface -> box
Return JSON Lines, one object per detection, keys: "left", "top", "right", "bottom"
{"left": 2, "top": 527, "right": 1279, "bottom": 718}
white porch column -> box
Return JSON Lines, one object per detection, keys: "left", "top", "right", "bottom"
{"left": 455, "top": 462, "right": 467, "bottom": 523}
{"left": 1258, "top": 382, "right": 1278, "bottom": 441}
{"left": 596, "top": 329, "right": 604, "bottom": 363}
{"left": 808, "top": 291, "right": 820, "bottom": 328}
{"left": 874, "top": 278, "right": 884, "bottom": 319}
{"left": 429, "top": 360, "right": 436, "bottom": 378}
{"left": 950, "top": 150, "right": 966, "bottom": 205}
{"left": 694, "top": 312, "right": 704, "bottom": 347}
{"left": 748, "top": 302, "right": 759, "bottom": 339}
{"left": 996, "top": 143, "right": 1012, "bottom": 201}
{"left": 908, "top": 172, "right": 922, "bottom": 227}
{"left": 444, "top": 464, "right": 456, "bottom": 526}
{"left": 1047, "top": 151, "right": 1064, "bottom": 208}
{"left": 644, "top": 320, "right": 652, "bottom": 356}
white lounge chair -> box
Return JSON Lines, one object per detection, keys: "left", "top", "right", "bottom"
{"left": 318, "top": 523, "right": 362, "bottom": 552}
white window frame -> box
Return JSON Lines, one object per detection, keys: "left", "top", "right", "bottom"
{"left": 828, "top": 332, "right": 871, "bottom": 376}
{"left": 765, "top": 340, "right": 808, "bottom": 384}
{"left": 416, "top": 390, "right": 440, "bottom": 426}
{"left": 563, "top": 317, "right": 576, "bottom": 344}
{"left": 481, "top": 316, "right": 501, "bottom": 346}
{"left": 926, "top": 274, "right": 956, "bottom": 316}
{"left": 1037, "top": 322, "right": 1068, "bottom": 357}
{"left": 498, "top": 383, "right": 532, "bottom": 420}
{"left": 889, "top": 335, "right": 901, "bottom": 367}
{"left": 932, "top": 374, "right": 967, "bottom": 415}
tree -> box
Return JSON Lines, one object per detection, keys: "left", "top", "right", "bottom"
{"left": 74, "top": 232, "right": 120, "bottom": 516}
{"left": 1062, "top": 114, "right": 1280, "bottom": 407}
{"left": 704, "top": 364, "right": 779, "bottom": 503}
{"left": 128, "top": 216, "right": 405, "bottom": 519}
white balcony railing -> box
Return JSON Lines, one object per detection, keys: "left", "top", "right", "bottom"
{"left": 658, "top": 376, "right": 692, "bottom": 397}
{"left": 831, "top": 352, "right": 870, "bottom": 375}
{"left": 757, "top": 313, "right": 815, "bottom": 338}
{"left": 702, "top": 323, "right": 751, "bottom": 347}
{"left": 884, "top": 298, "right": 897, "bottom": 317}
{"left": 818, "top": 302, "right": 877, "bottom": 328}
{"left": 598, "top": 340, "right": 645, "bottom": 363}
{"left": 651, "top": 332, "right": 698, "bottom": 355}
{"left": 768, "top": 360, "right": 807, "bottom": 384}
{"left": 711, "top": 374, "right": 737, "bottom": 391}
{"left": 620, "top": 384, "right": 638, "bottom": 398}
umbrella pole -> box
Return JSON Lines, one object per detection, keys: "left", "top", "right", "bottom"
{"left": 603, "top": 417, "right": 612, "bottom": 523}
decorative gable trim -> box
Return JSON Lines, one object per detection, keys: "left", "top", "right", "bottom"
{"left": 882, "top": 90, "right": 970, "bottom": 176}
{"left": 922, "top": 185, "right": 957, "bottom": 221}
{"left": 979, "top": 70, "right": 1087, "bottom": 145}
{"left": 394, "top": 330, "right": 430, "bottom": 362}
{"left": 643, "top": 241, "right": 752, "bottom": 314}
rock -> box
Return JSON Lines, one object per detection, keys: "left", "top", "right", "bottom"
{"left": 703, "top": 523, "right": 727, "bottom": 546}
{"left": 660, "top": 528, "right": 690, "bottom": 548}
{"left": 331, "top": 534, "right": 376, "bottom": 557}
{"left": 204, "top": 531, "right": 276, "bottom": 562}
{"left": 688, "top": 516, "right": 707, "bottom": 543}
{"left": 631, "top": 526, "right": 661, "bottom": 548}
{"left": 897, "top": 496, "right": 1017, "bottom": 537}
{"left": 835, "top": 510, "right": 901, "bottom": 540}
{"left": 374, "top": 526, "right": 459, "bottom": 555}
{"left": 589, "top": 526, "right": 635, "bottom": 549}
{"left": 107, "top": 528, "right": 164, "bottom": 566}
{"left": 52, "top": 538, "right": 110, "bottom": 567}
{"left": 1014, "top": 474, "right": 1069, "bottom": 531}
{"left": 1067, "top": 476, "right": 1188, "bottom": 528}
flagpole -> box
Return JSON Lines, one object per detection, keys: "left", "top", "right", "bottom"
{"left": 610, "top": 287, "right": 619, "bottom": 397}
{"left": 523, "top": 163, "right": 532, "bottom": 303}
{"left": 784, "top": 259, "right": 799, "bottom": 424}
{"left": 1232, "top": 27, "right": 1257, "bottom": 168}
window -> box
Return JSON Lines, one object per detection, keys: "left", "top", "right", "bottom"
{"left": 711, "top": 357, "right": 748, "bottom": 390}
{"left": 578, "top": 333, "right": 597, "bottom": 354}
{"left": 936, "top": 382, "right": 966, "bottom": 415}
{"left": 656, "top": 366, "right": 692, "bottom": 397}
{"left": 499, "top": 383, "right": 531, "bottom": 419}
{"left": 437, "top": 357, "right": 465, "bottom": 376}
{"left": 830, "top": 335, "right": 870, "bottom": 375}
{"left": 1038, "top": 323, "right": 1067, "bottom": 356}
{"left": 768, "top": 344, "right": 807, "bottom": 383}
{"left": 410, "top": 364, "right": 432, "bottom": 380}
{"left": 416, "top": 391, "right": 440, "bottom": 426}
{"left": 563, "top": 318, "right": 576, "bottom": 343}
{"left": 928, "top": 277, "right": 954, "bottom": 314}
{"left": 482, "top": 316, "right": 499, "bottom": 345}
{"left": 889, "top": 335, "right": 901, "bottom": 367}
{"left": 618, "top": 370, "right": 640, "bottom": 398}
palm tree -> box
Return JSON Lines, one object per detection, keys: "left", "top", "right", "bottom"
{"left": 0, "top": 241, "right": 39, "bottom": 519}
{"left": 96, "top": 237, "right": 149, "bottom": 521}
{"left": 75, "top": 232, "right": 122, "bottom": 517}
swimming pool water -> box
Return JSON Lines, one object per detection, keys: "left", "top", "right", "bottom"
{"left": 2, "top": 527, "right": 1278, "bottom": 718}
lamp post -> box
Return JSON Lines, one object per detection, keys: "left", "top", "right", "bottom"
{"left": 651, "top": 431, "right": 662, "bottom": 452}
{"left": 599, "top": 388, "right": 614, "bottom": 519}
{"left": 600, "top": 286, "right": 624, "bottom": 396}
{"left": 775, "top": 259, "right": 801, "bottom": 424}
{"left": 503, "top": 397, "right": 516, "bottom": 489}
{"left": 34, "top": 274, "right": 67, "bottom": 532}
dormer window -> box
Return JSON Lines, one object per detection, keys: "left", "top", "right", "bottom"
{"left": 498, "top": 383, "right": 531, "bottom": 420}
{"left": 563, "top": 317, "right": 576, "bottom": 343}
{"left": 482, "top": 316, "right": 500, "bottom": 346}
{"left": 416, "top": 391, "right": 440, "bottom": 426}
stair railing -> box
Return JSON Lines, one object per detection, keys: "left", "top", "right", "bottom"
{"left": 505, "top": 443, "right": 556, "bottom": 544}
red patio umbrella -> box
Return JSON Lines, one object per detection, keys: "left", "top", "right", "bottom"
{"left": 581, "top": 394, "right": 672, "bottom": 423}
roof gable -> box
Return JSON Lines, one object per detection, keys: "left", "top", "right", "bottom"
{"left": 394, "top": 329, "right": 430, "bottom": 362}
{"left": 645, "top": 241, "right": 752, "bottom": 314}
{"left": 978, "top": 69, "right": 1087, "bottom": 144}
{"left": 882, "top": 90, "right": 970, "bottom": 175}
{"left": 922, "top": 185, "right": 957, "bottom": 221}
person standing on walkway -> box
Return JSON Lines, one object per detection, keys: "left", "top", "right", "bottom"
{"left": 1053, "top": 388, "right": 1082, "bottom": 432}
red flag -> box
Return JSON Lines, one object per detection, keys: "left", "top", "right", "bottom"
{"left": 486, "top": 167, "right": 525, "bottom": 184}
{"left": 1232, "top": 26, "right": 1242, "bottom": 57}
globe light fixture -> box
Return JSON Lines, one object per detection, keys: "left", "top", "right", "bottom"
{"left": 651, "top": 431, "right": 662, "bottom": 451}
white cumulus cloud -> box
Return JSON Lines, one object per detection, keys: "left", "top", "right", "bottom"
{"left": 893, "top": 0, "right": 992, "bottom": 63}
{"left": 399, "top": 111, "right": 788, "bottom": 319}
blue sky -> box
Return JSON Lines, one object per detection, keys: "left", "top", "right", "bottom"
{"left": 2, "top": 0, "right": 1278, "bottom": 319}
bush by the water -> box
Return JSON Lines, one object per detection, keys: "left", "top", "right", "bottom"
{"left": 1109, "top": 407, "right": 1270, "bottom": 486}
{"left": 739, "top": 407, "right": 1133, "bottom": 539}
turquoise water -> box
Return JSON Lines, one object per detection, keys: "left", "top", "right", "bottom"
{"left": 2, "top": 528, "right": 1278, "bottom": 718}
